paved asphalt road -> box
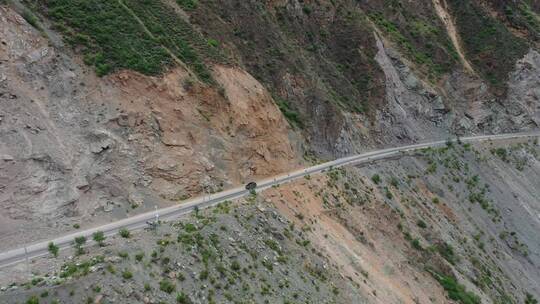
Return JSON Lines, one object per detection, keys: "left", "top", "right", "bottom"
{"left": 0, "top": 132, "right": 538, "bottom": 269}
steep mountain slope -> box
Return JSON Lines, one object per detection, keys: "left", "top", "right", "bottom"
{"left": 179, "top": 0, "right": 540, "bottom": 153}
{"left": 1, "top": 202, "right": 366, "bottom": 304}
{"left": 0, "top": 5, "right": 300, "bottom": 248}
{"left": 0, "top": 0, "right": 540, "bottom": 303}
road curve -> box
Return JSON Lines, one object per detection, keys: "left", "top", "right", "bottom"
{"left": 0, "top": 132, "right": 538, "bottom": 269}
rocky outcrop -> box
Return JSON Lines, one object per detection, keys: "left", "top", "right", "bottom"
{"left": 372, "top": 35, "right": 451, "bottom": 144}
{"left": 500, "top": 50, "right": 540, "bottom": 130}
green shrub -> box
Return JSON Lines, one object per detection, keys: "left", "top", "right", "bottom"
{"left": 491, "top": 147, "right": 508, "bottom": 161}
{"left": 135, "top": 252, "right": 144, "bottom": 262}
{"left": 184, "top": 223, "right": 198, "bottom": 233}
{"left": 416, "top": 220, "right": 427, "bottom": 229}
{"left": 73, "top": 236, "right": 86, "bottom": 255}
{"left": 119, "top": 228, "right": 130, "bottom": 238}
{"left": 26, "top": 296, "right": 39, "bottom": 304}
{"left": 74, "top": 236, "right": 86, "bottom": 247}
{"left": 176, "top": 0, "right": 197, "bottom": 10}
{"left": 160, "top": 279, "right": 175, "bottom": 293}
{"left": 434, "top": 242, "right": 457, "bottom": 265}
{"left": 525, "top": 293, "right": 538, "bottom": 304}
{"left": 230, "top": 260, "right": 241, "bottom": 272}
{"left": 411, "top": 238, "right": 423, "bottom": 250}
{"left": 264, "top": 239, "right": 281, "bottom": 254}
{"left": 144, "top": 283, "right": 151, "bottom": 292}
{"left": 207, "top": 38, "right": 219, "bottom": 48}
{"left": 92, "top": 231, "right": 106, "bottom": 246}
{"left": 275, "top": 98, "right": 303, "bottom": 129}
{"left": 21, "top": 9, "right": 40, "bottom": 30}
{"left": 390, "top": 177, "right": 399, "bottom": 187}
{"left": 262, "top": 259, "right": 273, "bottom": 271}
{"left": 48, "top": 242, "right": 59, "bottom": 257}
{"left": 199, "top": 269, "right": 209, "bottom": 280}
{"left": 122, "top": 270, "right": 133, "bottom": 280}
{"left": 384, "top": 187, "right": 393, "bottom": 199}
{"left": 371, "top": 174, "right": 381, "bottom": 184}
{"left": 368, "top": 12, "right": 455, "bottom": 79}
{"left": 433, "top": 272, "right": 481, "bottom": 304}
{"left": 176, "top": 292, "right": 191, "bottom": 303}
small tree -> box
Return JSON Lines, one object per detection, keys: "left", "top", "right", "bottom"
{"left": 73, "top": 236, "right": 86, "bottom": 255}
{"left": 74, "top": 236, "right": 86, "bottom": 247}
{"left": 48, "top": 242, "right": 59, "bottom": 257}
{"left": 119, "top": 228, "right": 130, "bottom": 238}
{"left": 525, "top": 293, "right": 538, "bottom": 304}
{"left": 92, "top": 231, "right": 106, "bottom": 247}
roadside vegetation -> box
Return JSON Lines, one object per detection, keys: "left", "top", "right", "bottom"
{"left": 11, "top": 201, "right": 348, "bottom": 304}
{"left": 47, "top": 242, "right": 59, "bottom": 257}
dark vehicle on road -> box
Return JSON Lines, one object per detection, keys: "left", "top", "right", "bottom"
{"left": 245, "top": 182, "right": 257, "bottom": 191}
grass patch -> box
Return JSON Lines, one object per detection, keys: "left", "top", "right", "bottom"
{"left": 37, "top": 0, "right": 173, "bottom": 76}
{"left": 123, "top": 0, "right": 221, "bottom": 83}
{"left": 275, "top": 97, "right": 303, "bottom": 129}
{"left": 33, "top": 0, "right": 223, "bottom": 81}
{"left": 431, "top": 271, "right": 481, "bottom": 304}
{"left": 433, "top": 242, "right": 458, "bottom": 265}
{"left": 21, "top": 9, "right": 41, "bottom": 30}
{"left": 371, "top": 174, "right": 381, "bottom": 185}
{"left": 159, "top": 279, "right": 176, "bottom": 293}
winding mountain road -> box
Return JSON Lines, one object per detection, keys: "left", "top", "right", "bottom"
{"left": 0, "top": 132, "right": 538, "bottom": 269}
